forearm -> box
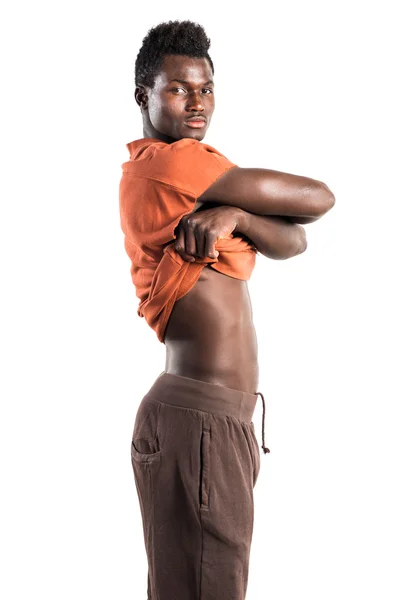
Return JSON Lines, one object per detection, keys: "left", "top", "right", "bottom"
{"left": 234, "top": 208, "right": 307, "bottom": 260}
{"left": 198, "top": 167, "right": 336, "bottom": 220}
{"left": 284, "top": 215, "right": 320, "bottom": 224}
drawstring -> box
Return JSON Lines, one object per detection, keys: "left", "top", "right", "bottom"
{"left": 255, "top": 391, "right": 270, "bottom": 454}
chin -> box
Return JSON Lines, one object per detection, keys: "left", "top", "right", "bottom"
{"left": 185, "top": 130, "right": 207, "bottom": 141}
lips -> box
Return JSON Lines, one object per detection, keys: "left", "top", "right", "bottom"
{"left": 185, "top": 116, "right": 206, "bottom": 123}
{"left": 184, "top": 116, "right": 207, "bottom": 129}
{"left": 185, "top": 121, "right": 206, "bottom": 128}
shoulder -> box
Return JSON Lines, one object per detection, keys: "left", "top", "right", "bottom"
{"left": 122, "top": 137, "right": 237, "bottom": 197}
{"left": 125, "top": 137, "right": 230, "bottom": 163}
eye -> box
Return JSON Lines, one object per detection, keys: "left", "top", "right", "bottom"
{"left": 203, "top": 88, "right": 213, "bottom": 94}
{"left": 171, "top": 87, "right": 186, "bottom": 93}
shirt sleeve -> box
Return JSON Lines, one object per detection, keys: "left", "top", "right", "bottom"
{"left": 119, "top": 138, "right": 238, "bottom": 254}
{"left": 137, "top": 138, "right": 238, "bottom": 198}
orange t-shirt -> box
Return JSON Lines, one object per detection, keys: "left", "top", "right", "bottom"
{"left": 119, "top": 137, "right": 257, "bottom": 343}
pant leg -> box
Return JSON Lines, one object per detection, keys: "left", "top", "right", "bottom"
{"left": 199, "top": 412, "right": 257, "bottom": 600}
{"left": 131, "top": 395, "right": 205, "bottom": 599}
{"left": 131, "top": 389, "right": 259, "bottom": 599}
{"left": 130, "top": 396, "right": 163, "bottom": 599}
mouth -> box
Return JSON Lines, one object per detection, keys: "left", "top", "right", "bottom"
{"left": 184, "top": 117, "right": 207, "bottom": 129}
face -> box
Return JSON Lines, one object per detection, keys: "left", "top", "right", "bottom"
{"left": 135, "top": 54, "right": 215, "bottom": 143}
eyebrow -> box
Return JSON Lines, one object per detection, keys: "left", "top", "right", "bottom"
{"left": 170, "top": 79, "right": 214, "bottom": 86}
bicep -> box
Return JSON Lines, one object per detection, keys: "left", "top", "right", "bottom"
{"left": 197, "top": 166, "right": 330, "bottom": 218}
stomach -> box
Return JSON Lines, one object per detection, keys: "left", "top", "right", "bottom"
{"left": 164, "top": 264, "right": 259, "bottom": 393}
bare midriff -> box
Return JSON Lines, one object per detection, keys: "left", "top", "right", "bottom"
{"left": 164, "top": 264, "right": 259, "bottom": 394}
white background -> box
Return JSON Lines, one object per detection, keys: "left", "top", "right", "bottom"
{"left": 1, "top": 1, "right": 399, "bottom": 599}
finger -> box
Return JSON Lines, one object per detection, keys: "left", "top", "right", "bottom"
{"left": 194, "top": 226, "right": 206, "bottom": 258}
{"left": 184, "top": 218, "right": 198, "bottom": 257}
{"left": 174, "top": 226, "right": 186, "bottom": 253}
{"left": 204, "top": 231, "right": 219, "bottom": 259}
{"left": 174, "top": 226, "right": 195, "bottom": 262}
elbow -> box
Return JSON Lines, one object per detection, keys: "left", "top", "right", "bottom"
{"left": 295, "top": 237, "right": 307, "bottom": 256}
{"left": 276, "top": 225, "right": 307, "bottom": 260}
{"left": 293, "top": 225, "right": 307, "bottom": 256}
{"left": 284, "top": 225, "right": 307, "bottom": 259}
{"left": 311, "top": 181, "right": 336, "bottom": 217}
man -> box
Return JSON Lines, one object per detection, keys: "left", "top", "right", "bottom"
{"left": 119, "top": 19, "right": 335, "bottom": 600}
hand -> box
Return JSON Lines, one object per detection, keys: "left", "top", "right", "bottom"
{"left": 174, "top": 205, "right": 241, "bottom": 262}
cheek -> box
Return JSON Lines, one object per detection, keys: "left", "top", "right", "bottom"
{"left": 148, "top": 102, "right": 177, "bottom": 127}
{"left": 147, "top": 104, "right": 163, "bottom": 126}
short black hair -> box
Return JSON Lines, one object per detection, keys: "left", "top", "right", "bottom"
{"left": 135, "top": 20, "right": 214, "bottom": 89}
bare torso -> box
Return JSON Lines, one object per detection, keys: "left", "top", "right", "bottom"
{"left": 164, "top": 264, "right": 259, "bottom": 394}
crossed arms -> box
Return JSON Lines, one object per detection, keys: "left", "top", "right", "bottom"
{"left": 174, "top": 166, "right": 335, "bottom": 261}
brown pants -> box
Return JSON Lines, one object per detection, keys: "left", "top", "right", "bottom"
{"left": 130, "top": 370, "right": 268, "bottom": 600}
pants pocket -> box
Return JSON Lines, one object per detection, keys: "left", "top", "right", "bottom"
{"left": 200, "top": 427, "right": 211, "bottom": 509}
{"left": 250, "top": 422, "right": 261, "bottom": 486}
{"left": 242, "top": 422, "right": 260, "bottom": 488}
{"left": 131, "top": 439, "right": 162, "bottom": 463}
{"left": 131, "top": 398, "right": 162, "bottom": 464}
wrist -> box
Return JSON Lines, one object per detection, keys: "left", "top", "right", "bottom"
{"left": 233, "top": 207, "right": 249, "bottom": 234}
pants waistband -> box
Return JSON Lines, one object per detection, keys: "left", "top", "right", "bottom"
{"left": 146, "top": 371, "right": 270, "bottom": 453}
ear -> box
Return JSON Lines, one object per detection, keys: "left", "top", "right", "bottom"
{"left": 135, "top": 85, "right": 148, "bottom": 110}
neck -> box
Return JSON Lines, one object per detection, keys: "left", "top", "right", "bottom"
{"left": 142, "top": 114, "right": 176, "bottom": 144}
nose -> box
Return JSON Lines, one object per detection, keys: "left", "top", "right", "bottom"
{"left": 185, "top": 91, "right": 205, "bottom": 112}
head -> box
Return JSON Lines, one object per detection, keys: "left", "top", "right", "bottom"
{"left": 134, "top": 20, "right": 215, "bottom": 143}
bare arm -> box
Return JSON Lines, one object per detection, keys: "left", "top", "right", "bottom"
{"left": 181, "top": 202, "right": 307, "bottom": 261}
{"left": 198, "top": 167, "right": 335, "bottom": 221}
{"left": 234, "top": 208, "right": 307, "bottom": 260}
